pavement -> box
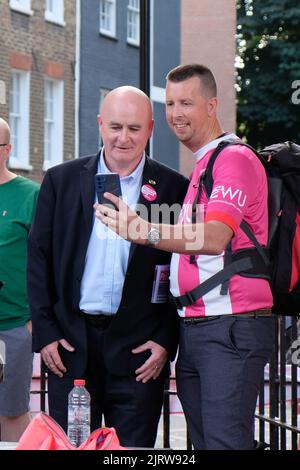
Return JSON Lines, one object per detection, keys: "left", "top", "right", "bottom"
{"left": 155, "top": 405, "right": 300, "bottom": 450}
{"left": 156, "top": 413, "right": 188, "bottom": 450}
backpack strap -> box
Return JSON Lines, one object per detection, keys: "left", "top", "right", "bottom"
{"left": 240, "top": 220, "right": 270, "bottom": 266}
{"left": 220, "top": 242, "right": 232, "bottom": 295}
{"left": 171, "top": 256, "right": 254, "bottom": 310}
{"left": 202, "top": 139, "right": 239, "bottom": 295}
{"left": 171, "top": 139, "right": 271, "bottom": 309}
{"left": 189, "top": 177, "right": 202, "bottom": 265}
{"left": 201, "top": 139, "right": 237, "bottom": 197}
{"left": 188, "top": 140, "right": 235, "bottom": 265}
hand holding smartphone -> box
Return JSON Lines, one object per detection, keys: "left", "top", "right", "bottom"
{"left": 95, "top": 173, "right": 122, "bottom": 209}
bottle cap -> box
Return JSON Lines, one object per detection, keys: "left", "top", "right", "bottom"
{"left": 74, "top": 379, "right": 85, "bottom": 386}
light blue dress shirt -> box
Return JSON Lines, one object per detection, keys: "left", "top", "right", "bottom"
{"left": 79, "top": 149, "right": 145, "bottom": 315}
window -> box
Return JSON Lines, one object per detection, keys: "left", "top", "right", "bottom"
{"left": 44, "top": 79, "right": 64, "bottom": 170}
{"left": 45, "top": 0, "right": 65, "bottom": 26}
{"left": 9, "top": 71, "right": 31, "bottom": 170}
{"left": 127, "top": 0, "right": 140, "bottom": 46}
{"left": 0, "top": 80, "right": 5, "bottom": 105}
{"left": 98, "top": 88, "right": 110, "bottom": 148}
{"left": 9, "top": 0, "right": 33, "bottom": 15}
{"left": 99, "top": 0, "right": 116, "bottom": 38}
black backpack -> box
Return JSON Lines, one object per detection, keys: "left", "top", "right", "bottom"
{"left": 171, "top": 139, "right": 300, "bottom": 316}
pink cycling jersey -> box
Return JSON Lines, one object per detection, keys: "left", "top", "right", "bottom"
{"left": 170, "top": 136, "right": 273, "bottom": 317}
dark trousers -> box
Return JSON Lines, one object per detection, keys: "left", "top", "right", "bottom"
{"left": 176, "top": 315, "right": 275, "bottom": 450}
{"left": 47, "top": 322, "right": 166, "bottom": 447}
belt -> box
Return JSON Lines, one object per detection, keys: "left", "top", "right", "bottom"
{"left": 182, "top": 308, "right": 272, "bottom": 325}
{"left": 81, "top": 311, "right": 114, "bottom": 328}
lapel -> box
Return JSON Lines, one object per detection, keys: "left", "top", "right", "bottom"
{"left": 80, "top": 152, "right": 100, "bottom": 229}
{"left": 127, "top": 157, "right": 160, "bottom": 268}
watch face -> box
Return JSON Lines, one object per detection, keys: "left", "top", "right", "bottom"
{"left": 148, "top": 228, "right": 160, "bottom": 245}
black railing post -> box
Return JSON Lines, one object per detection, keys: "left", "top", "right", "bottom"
{"left": 279, "top": 316, "right": 287, "bottom": 450}
{"left": 139, "top": 0, "right": 151, "bottom": 155}
{"left": 269, "top": 317, "right": 279, "bottom": 449}
{"left": 139, "top": 0, "right": 150, "bottom": 97}
{"left": 291, "top": 316, "right": 299, "bottom": 450}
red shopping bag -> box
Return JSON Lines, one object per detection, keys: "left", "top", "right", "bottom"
{"left": 16, "top": 412, "right": 126, "bottom": 450}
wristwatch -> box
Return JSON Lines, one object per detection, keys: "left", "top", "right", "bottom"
{"left": 147, "top": 227, "right": 161, "bottom": 246}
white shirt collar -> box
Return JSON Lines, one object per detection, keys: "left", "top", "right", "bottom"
{"left": 99, "top": 148, "right": 146, "bottom": 181}
{"left": 194, "top": 133, "right": 238, "bottom": 162}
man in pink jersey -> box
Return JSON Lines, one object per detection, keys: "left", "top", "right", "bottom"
{"left": 95, "top": 64, "right": 275, "bottom": 450}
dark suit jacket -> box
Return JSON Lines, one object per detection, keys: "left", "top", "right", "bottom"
{"left": 28, "top": 153, "right": 188, "bottom": 377}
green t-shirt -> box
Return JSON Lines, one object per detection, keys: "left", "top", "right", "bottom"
{"left": 0, "top": 176, "right": 40, "bottom": 330}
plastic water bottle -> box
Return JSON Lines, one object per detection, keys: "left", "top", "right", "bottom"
{"left": 67, "top": 379, "right": 91, "bottom": 447}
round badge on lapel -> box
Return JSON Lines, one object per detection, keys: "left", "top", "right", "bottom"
{"left": 141, "top": 184, "right": 157, "bottom": 202}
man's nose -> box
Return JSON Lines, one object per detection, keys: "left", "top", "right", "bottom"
{"left": 172, "top": 103, "right": 183, "bottom": 118}
{"left": 119, "top": 128, "right": 129, "bottom": 142}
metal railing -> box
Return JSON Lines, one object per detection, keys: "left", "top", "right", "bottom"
{"left": 162, "top": 316, "right": 300, "bottom": 450}
{"left": 32, "top": 316, "right": 300, "bottom": 450}
{"left": 255, "top": 316, "right": 300, "bottom": 450}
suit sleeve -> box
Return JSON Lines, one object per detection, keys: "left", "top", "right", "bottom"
{"left": 27, "top": 171, "right": 64, "bottom": 352}
{"left": 151, "top": 301, "right": 179, "bottom": 360}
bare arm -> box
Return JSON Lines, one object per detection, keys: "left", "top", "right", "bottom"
{"left": 94, "top": 193, "right": 233, "bottom": 255}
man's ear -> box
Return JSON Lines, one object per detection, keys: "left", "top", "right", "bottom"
{"left": 149, "top": 119, "right": 154, "bottom": 137}
{"left": 5, "top": 143, "right": 12, "bottom": 161}
{"left": 97, "top": 115, "right": 102, "bottom": 125}
{"left": 207, "top": 97, "right": 218, "bottom": 117}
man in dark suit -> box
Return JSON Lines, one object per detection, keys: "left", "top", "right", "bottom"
{"left": 28, "top": 86, "right": 188, "bottom": 447}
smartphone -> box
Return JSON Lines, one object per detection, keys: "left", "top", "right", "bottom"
{"left": 95, "top": 173, "right": 122, "bottom": 209}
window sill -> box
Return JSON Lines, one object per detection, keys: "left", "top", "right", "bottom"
{"left": 127, "top": 39, "right": 140, "bottom": 48}
{"left": 45, "top": 13, "right": 66, "bottom": 27}
{"left": 43, "top": 161, "right": 62, "bottom": 172}
{"left": 99, "top": 31, "right": 118, "bottom": 41}
{"left": 10, "top": 4, "right": 33, "bottom": 16}
{"left": 9, "top": 159, "right": 33, "bottom": 171}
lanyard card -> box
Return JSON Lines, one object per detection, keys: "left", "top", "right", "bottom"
{"left": 151, "top": 265, "right": 170, "bottom": 304}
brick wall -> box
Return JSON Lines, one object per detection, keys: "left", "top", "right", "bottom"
{"left": 180, "top": 0, "right": 236, "bottom": 176}
{"left": 0, "top": 0, "right": 76, "bottom": 182}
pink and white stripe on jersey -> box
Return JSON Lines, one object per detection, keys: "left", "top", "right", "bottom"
{"left": 170, "top": 135, "right": 273, "bottom": 318}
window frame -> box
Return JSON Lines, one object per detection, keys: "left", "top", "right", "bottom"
{"left": 0, "top": 80, "right": 5, "bottom": 105}
{"left": 9, "top": 70, "right": 31, "bottom": 171}
{"left": 43, "top": 78, "right": 64, "bottom": 171}
{"left": 127, "top": 0, "right": 140, "bottom": 46}
{"left": 98, "top": 87, "right": 110, "bottom": 149}
{"left": 99, "top": 0, "right": 116, "bottom": 38}
{"left": 45, "top": 0, "right": 65, "bottom": 26}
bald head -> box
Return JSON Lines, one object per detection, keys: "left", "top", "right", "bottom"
{"left": 0, "top": 118, "right": 10, "bottom": 144}
{"left": 101, "top": 86, "right": 153, "bottom": 120}
{"left": 0, "top": 118, "right": 12, "bottom": 179}
{"left": 98, "top": 86, "right": 154, "bottom": 176}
